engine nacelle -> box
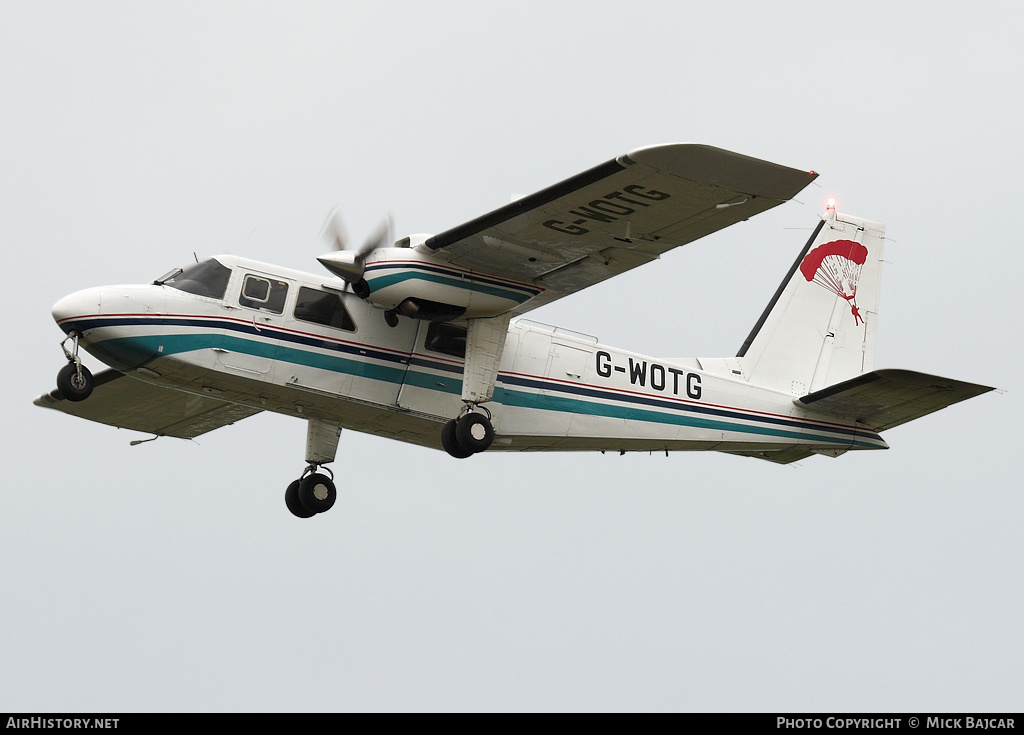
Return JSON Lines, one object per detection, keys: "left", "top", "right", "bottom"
{"left": 358, "top": 248, "right": 542, "bottom": 320}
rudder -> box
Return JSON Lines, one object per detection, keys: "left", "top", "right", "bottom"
{"left": 737, "top": 206, "right": 886, "bottom": 395}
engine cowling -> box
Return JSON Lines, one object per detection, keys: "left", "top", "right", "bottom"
{"left": 322, "top": 247, "right": 542, "bottom": 320}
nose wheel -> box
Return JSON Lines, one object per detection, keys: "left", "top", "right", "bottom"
{"left": 441, "top": 407, "right": 494, "bottom": 459}
{"left": 56, "top": 332, "right": 93, "bottom": 402}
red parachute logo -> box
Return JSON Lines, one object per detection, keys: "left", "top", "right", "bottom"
{"left": 799, "top": 239, "right": 869, "bottom": 325}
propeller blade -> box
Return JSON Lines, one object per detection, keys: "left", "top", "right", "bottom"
{"left": 315, "top": 210, "right": 392, "bottom": 297}
{"left": 319, "top": 207, "right": 349, "bottom": 252}
{"left": 359, "top": 214, "right": 394, "bottom": 257}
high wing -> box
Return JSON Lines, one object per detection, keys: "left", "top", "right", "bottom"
{"left": 34, "top": 369, "right": 262, "bottom": 439}
{"left": 423, "top": 144, "right": 818, "bottom": 314}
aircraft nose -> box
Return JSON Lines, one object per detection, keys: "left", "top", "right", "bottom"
{"left": 52, "top": 288, "right": 101, "bottom": 330}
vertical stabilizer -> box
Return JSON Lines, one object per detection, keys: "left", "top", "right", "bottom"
{"left": 737, "top": 207, "right": 885, "bottom": 395}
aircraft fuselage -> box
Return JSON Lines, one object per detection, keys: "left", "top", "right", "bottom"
{"left": 50, "top": 254, "right": 888, "bottom": 458}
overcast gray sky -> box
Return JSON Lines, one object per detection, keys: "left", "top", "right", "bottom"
{"left": 2, "top": 1, "right": 1019, "bottom": 712}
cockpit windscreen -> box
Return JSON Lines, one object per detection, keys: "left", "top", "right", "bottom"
{"left": 155, "top": 258, "right": 232, "bottom": 300}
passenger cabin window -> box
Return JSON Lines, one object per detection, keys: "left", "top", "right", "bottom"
{"left": 157, "top": 258, "right": 232, "bottom": 300}
{"left": 239, "top": 274, "right": 288, "bottom": 314}
{"left": 293, "top": 287, "right": 356, "bottom": 332}
{"left": 425, "top": 322, "right": 467, "bottom": 359}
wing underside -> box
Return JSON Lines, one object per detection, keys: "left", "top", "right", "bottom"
{"left": 424, "top": 144, "right": 818, "bottom": 314}
{"left": 34, "top": 369, "right": 262, "bottom": 439}
{"left": 722, "top": 446, "right": 818, "bottom": 465}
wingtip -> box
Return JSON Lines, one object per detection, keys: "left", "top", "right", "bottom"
{"left": 622, "top": 143, "right": 818, "bottom": 200}
{"left": 33, "top": 391, "right": 60, "bottom": 407}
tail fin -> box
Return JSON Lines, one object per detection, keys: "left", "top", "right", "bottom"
{"left": 737, "top": 206, "right": 885, "bottom": 395}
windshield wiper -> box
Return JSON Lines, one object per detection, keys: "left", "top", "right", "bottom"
{"left": 153, "top": 268, "right": 183, "bottom": 286}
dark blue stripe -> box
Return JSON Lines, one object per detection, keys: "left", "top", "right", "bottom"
{"left": 64, "top": 315, "right": 414, "bottom": 369}
{"left": 69, "top": 314, "right": 879, "bottom": 444}
{"left": 498, "top": 374, "right": 869, "bottom": 440}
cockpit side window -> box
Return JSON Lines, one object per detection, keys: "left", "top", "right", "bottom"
{"left": 425, "top": 322, "right": 467, "bottom": 359}
{"left": 239, "top": 274, "right": 288, "bottom": 314}
{"left": 158, "top": 258, "right": 232, "bottom": 300}
{"left": 294, "top": 287, "right": 356, "bottom": 332}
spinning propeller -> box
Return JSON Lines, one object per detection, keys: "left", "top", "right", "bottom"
{"left": 316, "top": 208, "right": 393, "bottom": 298}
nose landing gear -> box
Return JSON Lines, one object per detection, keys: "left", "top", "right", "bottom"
{"left": 56, "top": 332, "right": 93, "bottom": 402}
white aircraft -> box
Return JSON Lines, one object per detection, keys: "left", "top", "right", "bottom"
{"left": 35, "top": 144, "right": 993, "bottom": 517}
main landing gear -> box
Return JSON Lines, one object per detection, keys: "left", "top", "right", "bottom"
{"left": 285, "top": 465, "right": 337, "bottom": 518}
{"left": 286, "top": 419, "right": 343, "bottom": 518}
{"left": 56, "top": 332, "right": 93, "bottom": 402}
{"left": 441, "top": 406, "right": 494, "bottom": 459}
{"left": 441, "top": 313, "right": 508, "bottom": 459}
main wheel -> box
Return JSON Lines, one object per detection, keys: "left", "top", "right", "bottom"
{"left": 298, "top": 473, "right": 337, "bottom": 514}
{"left": 56, "top": 363, "right": 94, "bottom": 402}
{"left": 455, "top": 413, "right": 494, "bottom": 453}
{"left": 285, "top": 480, "right": 316, "bottom": 518}
{"left": 441, "top": 419, "right": 473, "bottom": 459}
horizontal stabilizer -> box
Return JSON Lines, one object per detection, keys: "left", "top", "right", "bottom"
{"left": 797, "top": 369, "right": 994, "bottom": 432}
{"left": 34, "top": 369, "right": 262, "bottom": 439}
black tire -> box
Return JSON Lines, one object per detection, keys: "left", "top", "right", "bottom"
{"left": 456, "top": 413, "right": 494, "bottom": 453}
{"left": 285, "top": 480, "right": 316, "bottom": 519}
{"left": 298, "top": 473, "right": 337, "bottom": 514}
{"left": 56, "top": 363, "right": 94, "bottom": 402}
{"left": 441, "top": 419, "right": 474, "bottom": 459}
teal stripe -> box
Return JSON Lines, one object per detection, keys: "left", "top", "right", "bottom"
{"left": 97, "top": 333, "right": 408, "bottom": 384}
{"left": 400, "top": 366, "right": 462, "bottom": 394}
{"left": 494, "top": 387, "right": 881, "bottom": 448}
{"left": 92, "top": 332, "right": 877, "bottom": 447}
{"left": 365, "top": 271, "right": 532, "bottom": 304}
